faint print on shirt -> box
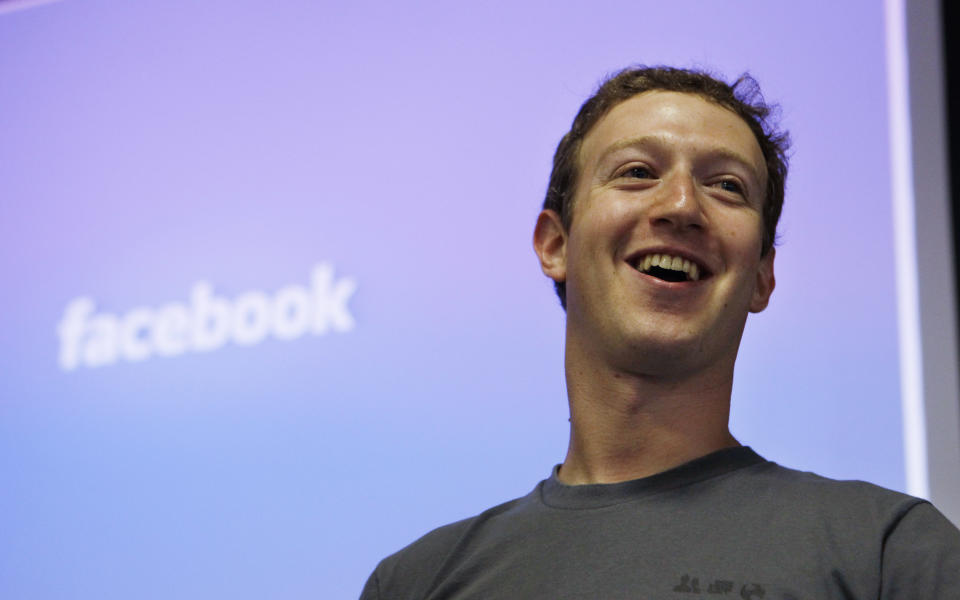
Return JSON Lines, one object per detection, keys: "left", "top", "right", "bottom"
{"left": 672, "top": 573, "right": 768, "bottom": 599}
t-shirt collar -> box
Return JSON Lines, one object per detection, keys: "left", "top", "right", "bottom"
{"left": 541, "top": 446, "right": 766, "bottom": 509}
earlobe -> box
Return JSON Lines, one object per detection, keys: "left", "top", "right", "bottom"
{"left": 749, "top": 249, "right": 776, "bottom": 313}
{"left": 533, "top": 209, "right": 568, "bottom": 284}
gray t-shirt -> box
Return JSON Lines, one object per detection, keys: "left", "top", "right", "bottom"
{"left": 361, "top": 447, "right": 960, "bottom": 599}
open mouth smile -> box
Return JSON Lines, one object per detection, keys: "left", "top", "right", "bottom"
{"left": 629, "top": 253, "right": 711, "bottom": 283}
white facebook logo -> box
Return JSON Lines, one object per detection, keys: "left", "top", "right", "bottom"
{"left": 57, "top": 263, "right": 357, "bottom": 370}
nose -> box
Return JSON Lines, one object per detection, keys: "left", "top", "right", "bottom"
{"left": 648, "top": 172, "right": 706, "bottom": 232}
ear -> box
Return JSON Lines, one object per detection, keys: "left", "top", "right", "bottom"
{"left": 533, "top": 209, "right": 568, "bottom": 284}
{"left": 749, "top": 248, "right": 776, "bottom": 313}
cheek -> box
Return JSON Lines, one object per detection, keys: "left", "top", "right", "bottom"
{"left": 565, "top": 206, "right": 634, "bottom": 289}
{"left": 718, "top": 212, "right": 764, "bottom": 253}
{"left": 573, "top": 195, "right": 638, "bottom": 247}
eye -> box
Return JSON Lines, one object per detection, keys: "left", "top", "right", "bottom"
{"left": 620, "top": 165, "right": 656, "bottom": 179}
{"left": 715, "top": 179, "right": 745, "bottom": 196}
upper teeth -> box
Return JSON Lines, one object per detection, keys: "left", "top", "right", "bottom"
{"left": 636, "top": 253, "right": 700, "bottom": 281}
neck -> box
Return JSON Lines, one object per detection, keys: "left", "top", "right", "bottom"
{"left": 557, "top": 335, "right": 740, "bottom": 485}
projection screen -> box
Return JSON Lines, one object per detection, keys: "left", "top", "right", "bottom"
{"left": 1, "top": 1, "right": 952, "bottom": 598}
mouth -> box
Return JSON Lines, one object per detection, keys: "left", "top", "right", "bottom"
{"left": 629, "top": 253, "right": 711, "bottom": 283}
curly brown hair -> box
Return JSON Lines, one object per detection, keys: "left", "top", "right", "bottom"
{"left": 543, "top": 66, "right": 790, "bottom": 308}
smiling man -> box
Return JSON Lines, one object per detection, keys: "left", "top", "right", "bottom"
{"left": 360, "top": 66, "right": 960, "bottom": 599}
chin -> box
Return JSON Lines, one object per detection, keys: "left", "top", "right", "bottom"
{"left": 617, "top": 325, "right": 738, "bottom": 378}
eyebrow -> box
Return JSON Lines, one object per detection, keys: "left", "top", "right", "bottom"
{"left": 593, "top": 135, "right": 764, "bottom": 184}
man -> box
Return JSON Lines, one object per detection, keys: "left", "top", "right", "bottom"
{"left": 360, "top": 66, "right": 960, "bottom": 599}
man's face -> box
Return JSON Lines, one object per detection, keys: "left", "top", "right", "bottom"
{"left": 535, "top": 91, "right": 775, "bottom": 378}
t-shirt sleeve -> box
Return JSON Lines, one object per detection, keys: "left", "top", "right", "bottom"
{"left": 880, "top": 501, "right": 960, "bottom": 598}
{"left": 359, "top": 569, "right": 380, "bottom": 600}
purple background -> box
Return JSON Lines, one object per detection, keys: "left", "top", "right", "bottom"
{"left": 0, "top": 1, "right": 901, "bottom": 598}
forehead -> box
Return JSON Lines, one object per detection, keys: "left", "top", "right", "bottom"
{"left": 578, "top": 91, "right": 766, "bottom": 183}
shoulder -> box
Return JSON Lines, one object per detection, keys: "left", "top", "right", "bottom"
{"left": 362, "top": 489, "right": 539, "bottom": 599}
{"left": 736, "top": 460, "right": 960, "bottom": 552}
{"left": 738, "top": 459, "right": 927, "bottom": 517}
{"left": 688, "top": 458, "right": 950, "bottom": 551}
{"left": 716, "top": 458, "right": 960, "bottom": 595}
